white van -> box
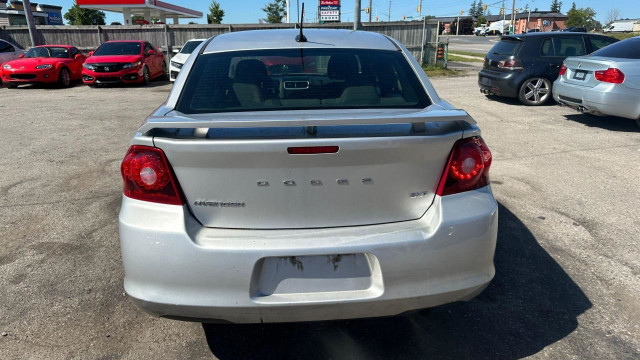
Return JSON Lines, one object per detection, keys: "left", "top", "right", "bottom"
{"left": 603, "top": 21, "right": 637, "bottom": 33}
{"left": 487, "top": 20, "right": 510, "bottom": 35}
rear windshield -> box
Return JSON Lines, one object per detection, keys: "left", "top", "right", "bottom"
{"left": 490, "top": 39, "right": 521, "bottom": 56}
{"left": 591, "top": 38, "right": 640, "bottom": 59}
{"left": 180, "top": 40, "right": 204, "bottom": 54}
{"left": 176, "top": 48, "right": 430, "bottom": 114}
{"left": 94, "top": 42, "right": 141, "bottom": 56}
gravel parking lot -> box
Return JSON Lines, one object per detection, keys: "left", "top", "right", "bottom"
{"left": 1, "top": 77, "right": 639, "bottom": 360}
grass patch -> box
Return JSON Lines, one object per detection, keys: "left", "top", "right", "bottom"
{"left": 422, "top": 64, "right": 463, "bottom": 77}
{"left": 608, "top": 32, "right": 640, "bottom": 40}
{"left": 449, "top": 50, "right": 487, "bottom": 58}
{"left": 448, "top": 54, "right": 484, "bottom": 62}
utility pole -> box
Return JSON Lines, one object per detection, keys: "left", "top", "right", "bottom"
{"left": 354, "top": 0, "right": 361, "bottom": 30}
{"left": 388, "top": 0, "right": 391, "bottom": 22}
{"left": 22, "top": 0, "right": 38, "bottom": 47}
{"left": 286, "top": 0, "right": 290, "bottom": 23}
{"left": 527, "top": 8, "right": 531, "bottom": 32}
{"left": 369, "top": 0, "right": 372, "bottom": 22}
{"left": 418, "top": 0, "right": 422, "bottom": 18}
{"left": 510, "top": 0, "right": 516, "bottom": 34}
{"left": 456, "top": 16, "right": 460, "bottom": 35}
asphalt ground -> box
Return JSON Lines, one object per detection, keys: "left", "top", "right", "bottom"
{"left": 0, "top": 77, "right": 639, "bottom": 360}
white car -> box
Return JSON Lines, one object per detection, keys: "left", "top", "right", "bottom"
{"left": 0, "top": 40, "right": 25, "bottom": 69}
{"left": 119, "top": 29, "right": 498, "bottom": 323}
{"left": 169, "top": 38, "right": 205, "bottom": 82}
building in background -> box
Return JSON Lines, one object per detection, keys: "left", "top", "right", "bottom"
{"left": 76, "top": 0, "right": 202, "bottom": 25}
{"left": 0, "top": 1, "right": 63, "bottom": 26}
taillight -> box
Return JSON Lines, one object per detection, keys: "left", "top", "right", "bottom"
{"left": 120, "top": 145, "right": 184, "bottom": 205}
{"left": 436, "top": 137, "right": 492, "bottom": 196}
{"left": 497, "top": 59, "right": 523, "bottom": 70}
{"left": 594, "top": 68, "right": 625, "bottom": 84}
{"left": 559, "top": 64, "right": 567, "bottom": 76}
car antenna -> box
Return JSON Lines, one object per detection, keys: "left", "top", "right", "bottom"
{"left": 296, "top": 3, "right": 307, "bottom": 42}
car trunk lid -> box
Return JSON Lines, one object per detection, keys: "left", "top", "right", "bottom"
{"left": 561, "top": 56, "right": 616, "bottom": 88}
{"left": 147, "top": 108, "right": 470, "bottom": 229}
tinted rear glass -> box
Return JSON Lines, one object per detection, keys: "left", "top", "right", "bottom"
{"left": 94, "top": 42, "right": 141, "bottom": 56}
{"left": 490, "top": 40, "right": 521, "bottom": 56}
{"left": 591, "top": 38, "right": 640, "bottom": 59}
{"left": 180, "top": 40, "right": 204, "bottom": 54}
{"left": 176, "top": 49, "right": 430, "bottom": 114}
{"left": 553, "top": 36, "right": 586, "bottom": 57}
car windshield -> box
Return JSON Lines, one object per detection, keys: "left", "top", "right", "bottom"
{"left": 180, "top": 40, "right": 204, "bottom": 54}
{"left": 176, "top": 48, "right": 430, "bottom": 114}
{"left": 25, "top": 47, "right": 70, "bottom": 58}
{"left": 94, "top": 42, "right": 141, "bottom": 56}
{"left": 490, "top": 40, "right": 521, "bottom": 55}
{"left": 591, "top": 38, "right": 640, "bottom": 59}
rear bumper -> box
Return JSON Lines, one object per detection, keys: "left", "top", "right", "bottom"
{"left": 553, "top": 79, "right": 640, "bottom": 120}
{"left": 478, "top": 69, "right": 524, "bottom": 98}
{"left": 82, "top": 67, "right": 143, "bottom": 85}
{"left": 119, "top": 186, "right": 498, "bottom": 323}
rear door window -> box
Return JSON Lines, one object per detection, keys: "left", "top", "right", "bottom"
{"left": 588, "top": 37, "right": 618, "bottom": 52}
{"left": 176, "top": 48, "right": 431, "bottom": 114}
{"left": 553, "top": 36, "right": 586, "bottom": 57}
{"left": 489, "top": 40, "right": 521, "bottom": 56}
{"left": 591, "top": 38, "right": 640, "bottom": 59}
{"left": 540, "top": 38, "right": 554, "bottom": 56}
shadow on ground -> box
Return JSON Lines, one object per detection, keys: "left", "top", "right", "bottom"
{"left": 563, "top": 113, "right": 640, "bottom": 132}
{"left": 202, "top": 203, "right": 591, "bottom": 360}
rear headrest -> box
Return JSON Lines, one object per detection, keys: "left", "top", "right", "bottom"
{"left": 235, "top": 59, "right": 268, "bottom": 83}
{"left": 327, "top": 54, "right": 359, "bottom": 80}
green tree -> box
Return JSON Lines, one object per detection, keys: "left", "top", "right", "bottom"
{"left": 550, "top": 0, "right": 562, "bottom": 13}
{"left": 207, "top": 1, "right": 225, "bottom": 24}
{"left": 476, "top": 0, "right": 484, "bottom": 16}
{"left": 262, "top": 0, "right": 287, "bottom": 24}
{"left": 469, "top": 0, "right": 478, "bottom": 18}
{"left": 63, "top": 1, "right": 106, "bottom": 25}
{"left": 566, "top": 6, "right": 597, "bottom": 30}
{"left": 477, "top": 14, "right": 487, "bottom": 24}
{"left": 110, "top": 21, "right": 122, "bottom": 25}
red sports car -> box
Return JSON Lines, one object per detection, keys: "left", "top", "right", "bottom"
{"left": 82, "top": 40, "right": 167, "bottom": 86}
{"left": 1, "top": 45, "right": 85, "bottom": 88}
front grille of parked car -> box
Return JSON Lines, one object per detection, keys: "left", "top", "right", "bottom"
{"left": 92, "top": 63, "right": 125, "bottom": 73}
{"left": 559, "top": 95, "right": 583, "bottom": 104}
{"left": 10, "top": 74, "right": 36, "bottom": 80}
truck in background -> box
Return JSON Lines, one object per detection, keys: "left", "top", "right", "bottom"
{"left": 603, "top": 21, "right": 640, "bottom": 33}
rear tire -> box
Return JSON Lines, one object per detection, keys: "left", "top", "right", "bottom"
{"left": 58, "top": 68, "right": 71, "bottom": 88}
{"left": 518, "top": 77, "right": 552, "bottom": 106}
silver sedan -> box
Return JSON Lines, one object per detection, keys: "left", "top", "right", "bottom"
{"left": 119, "top": 29, "right": 498, "bottom": 323}
{"left": 553, "top": 36, "right": 640, "bottom": 127}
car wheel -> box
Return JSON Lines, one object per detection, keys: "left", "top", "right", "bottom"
{"left": 518, "top": 77, "right": 552, "bottom": 106}
{"left": 58, "top": 68, "right": 71, "bottom": 88}
{"left": 161, "top": 62, "right": 168, "bottom": 81}
{"left": 142, "top": 66, "right": 150, "bottom": 85}
{"left": 5, "top": 82, "right": 18, "bottom": 89}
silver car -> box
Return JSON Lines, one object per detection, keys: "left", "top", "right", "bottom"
{"left": 119, "top": 29, "right": 498, "bottom": 323}
{"left": 553, "top": 36, "right": 640, "bottom": 127}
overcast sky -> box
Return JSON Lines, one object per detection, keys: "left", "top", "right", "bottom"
{"left": 52, "top": 0, "right": 637, "bottom": 25}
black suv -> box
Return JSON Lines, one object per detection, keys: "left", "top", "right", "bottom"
{"left": 478, "top": 32, "right": 618, "bottom": 105}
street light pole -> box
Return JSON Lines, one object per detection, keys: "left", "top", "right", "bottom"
{"left": 510, "top": 0, "right": 516, "bottom": 34}
{"left": 354, "top": 0, "right": 361, "bottom": 30}
{"left": 388, "top": 0, "right": 391, "bottom": 22}
{"left": 369, "top": 0, "right": 372, "bottom": 23}
{"left": 22, "top": 0, "right": 38, "bottom": 47}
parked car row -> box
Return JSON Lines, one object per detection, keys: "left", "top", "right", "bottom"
{"left": 0, "top": 40, "right": 168, "bottom": 89}
{"left": 478, "top": 33, "right": 640, "bottom": 127}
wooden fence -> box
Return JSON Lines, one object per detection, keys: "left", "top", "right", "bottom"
{"left": 0, "top": 21, "right": 440, "bottom": 64}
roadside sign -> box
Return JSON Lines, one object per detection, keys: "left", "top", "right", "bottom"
{"left": 320, "top": 0, "right": 340, "bottom": 5}
{"left": 319, "top": 0, "right": 340, "bottom": 23}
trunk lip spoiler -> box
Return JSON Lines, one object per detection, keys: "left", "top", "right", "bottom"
{"left": 138, "top": 108, "right": 475, "bottom": 134}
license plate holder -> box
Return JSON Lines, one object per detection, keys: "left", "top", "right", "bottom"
{"left": 573, "top": 70, "right": 587, "bottom": 80}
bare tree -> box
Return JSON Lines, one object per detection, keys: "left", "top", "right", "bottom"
{"left": 606, "top": 8, "right": 620, "bottom": 25}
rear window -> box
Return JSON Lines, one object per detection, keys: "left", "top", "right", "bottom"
{"left": 553, "top": 36, "right": 586, "bottom": 57}
{"left": 589, "top": 37, "right": 618, "bottom": 51}
{"left": 176, "top": 49, "right": 430, "bottom": 114}
{"left": 489, "top": 40, "right": 521, "bottom": 56}
{"left": 591, "top": 38, "right": 640, "bottom": 59}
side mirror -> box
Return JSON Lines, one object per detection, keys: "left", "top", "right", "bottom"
{"left": 74, "top": 54, "right": 83, "bottom": 60}
{"left": 19, "top": 54, "right": 24, "bottom": 58}
{"left": 148, "top": 50, "right": 156, "bottom": 56}
{"left": 88, "top": 51, "right": 94, "bottom": 57}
